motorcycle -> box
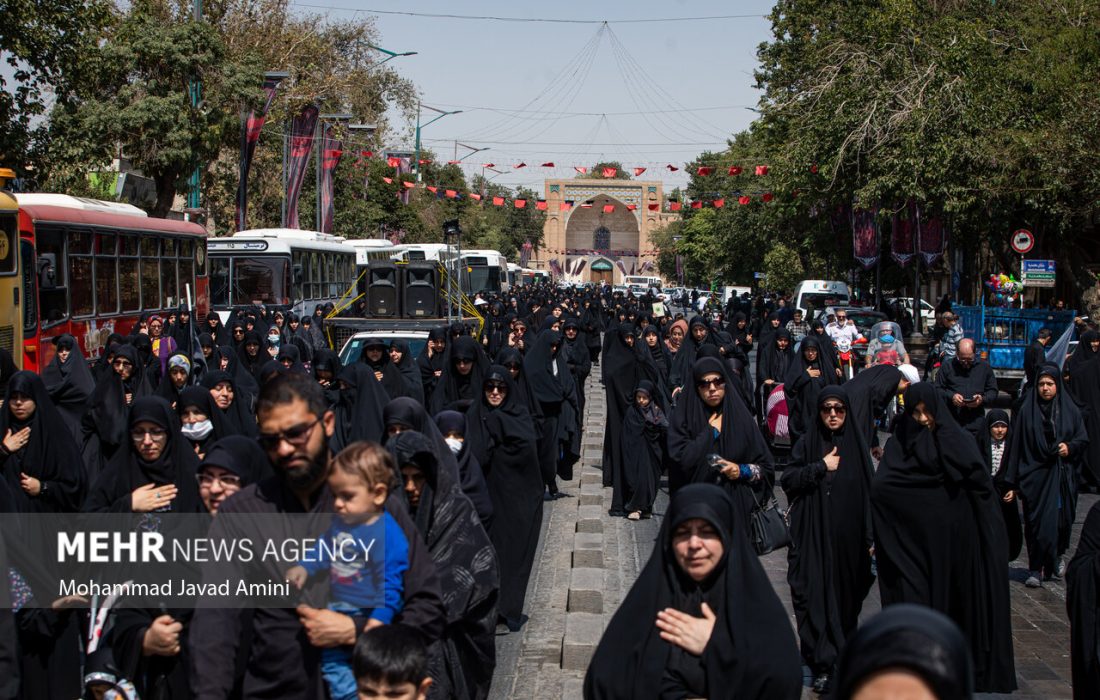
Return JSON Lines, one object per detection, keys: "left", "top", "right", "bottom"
{"left": 836, "top": 337, "right": 857, "bottom": 381}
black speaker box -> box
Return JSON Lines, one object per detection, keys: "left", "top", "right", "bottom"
{"left": 404, "top": 262, "right": 439, "bottom": 318}
{"left": 367, "top": 261, "right": 399, "bottom": 316}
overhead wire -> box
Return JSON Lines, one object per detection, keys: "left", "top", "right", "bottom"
{"left": 288, "top": 4, "right": 766, "bottom": 24}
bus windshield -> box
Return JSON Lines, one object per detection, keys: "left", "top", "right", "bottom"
{"left": 465, "top": 266, "right": 501, "bottom": 294}
{"left": 210, "top": 255, "right": 289, "bottom": 307}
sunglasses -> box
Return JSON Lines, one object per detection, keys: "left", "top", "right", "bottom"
{"left": 696, "top": 377, "right": 725, "bottom": 390}
{"left": 455, "top": 358, "right": 474, "bottom": 365}
{"left": 485, "top": 382, "right": 508, "bottom": 394}
{"left": 820, "top": 404, "right": 847, "bottom": 415}
{"left": 257, "top": 419, "right": 320, "bottom": 450}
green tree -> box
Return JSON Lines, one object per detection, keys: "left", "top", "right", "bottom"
{"left": 762, "top": 243, "right": 803, "bottom": 294}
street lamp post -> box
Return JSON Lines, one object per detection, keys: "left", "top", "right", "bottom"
{"left": 454, "top": 142, "right": 489, "bottom": 163}
{"left": 316, "top": 113, "right": 353, "bottom": 231}
{"left": 413, "top": 101, "right": 462, "bottom": 182}
{"left": 365, "top": 44, "right": 417, "bottom": 66}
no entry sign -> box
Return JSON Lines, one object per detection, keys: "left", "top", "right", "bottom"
{"left": 1011, "top": 229, "right": 1035, "bottom": 255}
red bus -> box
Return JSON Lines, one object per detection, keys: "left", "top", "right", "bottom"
{"left": 15, "top": 194, "right": 209, "bottom": 372}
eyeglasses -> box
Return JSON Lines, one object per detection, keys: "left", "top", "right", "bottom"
{"left": 836, "top": 316, "right": 847, "bottom": 321}
{"left": 695, "top": 377, "right": 726, "bottom": 390}
{"left": 233, "top": 329, "right": 245, "bottom": 334}
{"left": 131, "top": 428, "right": 168, "bottom": 442}
{"left": 485, "top": 382, "right": 508, "bottom": 394}
{"left": 258, "top": 419, "right": 320, "bottom": 450}
{"left": 820, "top": 404, "right": 847, "bottom": 415}
{"left": 113, "top": 359, "right": 134, "bottom": 368}
{"left": 454, "top": 358, "right": 474, "bottom": 366}
{"left": 196, "top": 472, "right": 242, "bottom": 488}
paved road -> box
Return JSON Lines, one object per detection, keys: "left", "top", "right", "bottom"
{"left": 490, "top": 363, "right": 1093, "bottom": 699}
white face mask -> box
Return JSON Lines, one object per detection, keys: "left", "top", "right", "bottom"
{"left": 444, "top": 437, "right": 464, "bottom": 455}
{"left": 181, "top": 419, "right": 214, "bottom": 441}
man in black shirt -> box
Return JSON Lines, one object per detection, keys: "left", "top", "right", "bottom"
{"left": 934, "top": 339, "right": 999, "bottom": 434}
{"left": 1023, "top": 327, "right": 1052, "bottom": 389}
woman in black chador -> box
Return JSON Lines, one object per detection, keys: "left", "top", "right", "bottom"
{"left": 620, "top": 379, "right": 668, "bottom": 521}
{"left": 41, "top": 333, "right": 94, "bottom": 441}
{"left": 780, "top": 386, "right": 874, "bottom": 693}
{"left": 584, "top": 484, "right": 802, "bottom": 699}
{"left": 1067, "top": 501, "right": 1100, "bottom": 700}
{"left": 783, "top": 335, "right": 839, "bottom": 443}
{"left": 465, "top": 365, "right": 542, "bottom": 632}
{"left": 601, "top": 326, "right": 660, "bottom": 504}
{"left": 1005, "top": 362, "right": 1088, "bottom": 586}
{"left": 523, "top": 329, "right": 579, "bottom": 493}
{"left": 430, "top": 336, "right": 489, "bottom": 414}
{"left": 975, "top": 409, "right": 1024, "bottom": 562}
{"left": 667, "top": 357, "right": 774, "bottom": 532}
{"left": 871, "top": 382, "right": 1016, "bottom": 693}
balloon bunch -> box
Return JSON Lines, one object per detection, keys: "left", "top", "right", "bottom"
{"left": 985, "top": 273, "right": 1024, "bottom": 306}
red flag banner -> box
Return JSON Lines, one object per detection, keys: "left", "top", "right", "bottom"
{"left": 696, "top": 167, "right": 713, "bottom": 176}
{"left": 402, "top": 181, "right": 415, "bottom": 189}
{"left": 285, "top": 104, "right": 319, "bottom": 230}
{"left": 919, "top": 211, "right": 947, "bottom": 266}
{"left": 235, "top": 74, "right": 283, "bottom": 231}
{"left": 470, "top": 193, "right": 482, "bottom": 201}
{"left": 536, "top": 200, "right": 548, "bottom": 211}
{"left": 647, "top": 203, "right": 659, "bottom": 211}
{"left": 447, "top": 160, "right": 460, "bottom": 165}
{"left": 514, "top": 162, "right": 527, "bottom": 169}
{"left": 755, "top": 165, "right": 769, "bottom": 176}
{"left": 669, "top": 202, "right": 682, "bottom": 211}
{"left": 574, "top": 166, "right": 588, "bottom": 174}
{"left": 666, "top": 164, "right": 679, "bottom": 172}
{"left": 382, "top": 177, "right": 393, "bottom": 184}
{"left": 762, "top": 192, "right": 774, "bottom": 203}
{"left": 514, "top": 199, "right": 527, "bottom": 209}
{"left": 738, "top": 196, "right": 751, "bottom": 205}
{"left": 387, "top": 157, "right": 401, "bottom": 168}
{"left": 602, "top": 167, "right": 617, "bottom": 178}
{"left": 626, "top": 204, "right": 637, "bottom": 211}
{"left": 713, "top": 198, "right": 725, "bottom": 208}
{"left": 541, "top": 162, "right": 555, "bottom": 167}
{"left": 492, "top": 196, "right": 505, "bottom": 206}
{"left": 634, "top": 167, "right": 647, "bottom": 176}
{"left": 482, "top": 163, "right": 495, "bottom": 168}
{"left": 890, "top": 200, "right": 918, "bottom": 267}
{"left": 851, "top": 207, "right": 880, "bottom": 270}
{"left": 602, "top": 204, "right": 615, "bottom": 213}
{"left": 418, "top": 159, "right": 431, "bottom": 165}
{"left": 691, "top": 201, "right": 703, "bottom": 209}
{"left": 560, "top": 201, "right": 572, "bottom": 211}
{"left": 427, "top": 186, "right": 438, "bottom": 193}
{"left": 580, "top": 202, "right": 593, "bottom": 209}
{"left": 445, "top": 189, "right": 457, "bottom": 199}
{"left": 728, "top": 166, "right": 743, "bottom": 176}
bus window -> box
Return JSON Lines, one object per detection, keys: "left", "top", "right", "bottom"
{"left": 0, "top": 212, "right": 15, "bottom": 275}
{"left": 69, "top": 230, "right": 94, "bottom": 317}
{"left": 140, "top": 237, "right": 161, "bottom": 309}
{"left": 20, "top": 241, "right": 36, "bottom": 334}
{"left": 163, "top": 238, "right": 179, "bottom": 307}
{"left": 179, "top": 243, "right": 194, "bottom": 301}
{"left": 119, "top": 235, "right": 140, "bottom": 311}
{"left": 95, "top": 233, "right": 118, "bottom": 315}
{"left": 234, "top": 258, "right": 287, "bottom": 305}
{"left": 36, "top": 228, "right": 68, "bottom": 326}
{"left": 209, "top": 257, "right": 229, "bottom": 307}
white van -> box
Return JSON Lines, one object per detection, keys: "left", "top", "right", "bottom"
{"left": 792, "top": 280, "right": 850, "bottom": 316}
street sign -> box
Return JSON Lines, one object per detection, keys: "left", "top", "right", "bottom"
{"left": 1022, "top": 259, "right": 1056, "bottom": 288}
{"left": 1011, "top": 229, "right": 1035, "bottom": 254}
{"left": 753, "top": 271, "right": 765, "bottom": 279}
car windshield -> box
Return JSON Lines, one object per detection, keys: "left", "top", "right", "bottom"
{"left": 847, "top": 312, "right": 885, "bottom": 333}
{"left": 341, "top": 336, "right": 427, "bottom": 365}
{"left": 209, "top": 255, "right": 289, "bottom": 307}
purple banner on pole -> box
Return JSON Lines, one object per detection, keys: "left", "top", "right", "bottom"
{"left": 890, "top": 201, "right": 918, "bottom": 267}
{"left": 919, "top": 212, "right": 947, "bottom": 266}
{"left": 548, "top": 259, "right": 563, "bottom": 278}
{"left": 285, "top": 105, "right": 319, "bottom": 230}
{"left": 851, "top": 207, "right": 879, "bottom": 270}
{"left": 235, "top": 76, "right": 282, "bottom": 231}
{"left": 318, "top": 132, "right": 343, "bottom": 233}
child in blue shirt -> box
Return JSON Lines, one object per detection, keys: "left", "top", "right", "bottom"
{"left": 287, "top": 441, "right": 409, "bottom": 700}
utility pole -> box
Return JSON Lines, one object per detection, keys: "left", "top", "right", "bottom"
{"left": 187, "top": 0, "right": 203, "bottom": 213}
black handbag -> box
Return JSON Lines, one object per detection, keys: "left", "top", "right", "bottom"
{"left": 750, "top": 488, "right": 792, "bottom": 556}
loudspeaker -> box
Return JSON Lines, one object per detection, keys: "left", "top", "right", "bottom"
{"left": 403, "top": 262, "right": 439, "bottom": 318}
{"left": 367, "top": 261, "right": 399, "bottom": 317}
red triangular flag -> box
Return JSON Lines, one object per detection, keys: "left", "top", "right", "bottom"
{"left": 540, "top": 162, "right": 555, "bottom": 167}
{"left": 647, "top": 203, "right": 659, "bottom": 211}
{"left": 691, "top": 200, "right": 703, "bottom": 209}
{"left": 627, "top": 204, "right": 637, "bottom": 211}
{"left": 382, "top": 177, "right": 393, "bottom": 184}
{"left": 602, "top": 167, "right": 617, "bottom": 178}
{"left": 514, "top": 162, "right": 527, "bottom": 169}
{"left": 386, "top": 157, "right": 400, "bottom": 168}
{"left": 810, "top": 164, "right": 818, "bottom": 174}
{"left": 427, "top": 186, "right": 438, "bottom": 193}
{"left": 560, "top": 201, "right": 572, "bottom": 211}
{"left": 361, "top": 150, "right": 373, "bottom": 158}
{"left": 482, "top": 163, "right": 495, "bottom": 168}
{"left": 738, "top": 195, "right": 751, "bottom": 205}
{"left": 445, "top": 189, "right": 457, "bottom": 198}
{"left": 580, "top": 202, "right": 593, "bottom": 209}
{"left": 574, "top": 166, "right": 588, "bottom": 174}
{"left": 634, "top": 167, "right": 647, "bottom": 176}
{"left": 755, "top": 165, "right": 769, "bottom": 176}
{"left": 728, "top": 166, "right": 743, "bottom": 176}
{"left": 669, "top": 202, "right": 682, "bottom": 211}
{"left": 492, "top": 196, "right": 504, "bottom": 206}
{"left": 713, "top": 198, "right": 725, "bottom": 208}
{"left": 418, "top": 158, "right": 431, "bottom": 165}
{"left": 696, "top": 166, "right": 713, "bottom": 176}
{"left": 402, "top": 181, "right": 415, "bottom": 189}
{"left": 602, "top": 204, "right": 615, "bottom": 213}
{"left": 470, "top": 193, "right": 482, "bottom": 201}
{"left": 447, "top": 160, "right": 460, "bottom": 165}
{"left": 666, "top": 164, "right": 679, "bottom": 172}
{"left": 514, "top": 199, "right": 527, "bottom": 209}
{"left": 536, "top": 200, "right": 548, "bottom": 211}
{"left": 762, "top": 192, "right": 774, "bottom": 202}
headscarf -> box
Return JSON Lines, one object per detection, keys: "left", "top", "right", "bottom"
{"left": 331, "top": 364, "right": 386, "bottom": 452}
{"left": 198, "top": 435, "right": 271, "bottom": 490}
{"left": 584, "top": 484, "right": 802, "bottom": 699}
{"left": 434, "top": 409, "right": 493, "bottom": 529}
{"left": 199, "top": 370, "right": 257, "bottom": 437}
{"left": 832, "top": 604, "right": 973, "bottom": 700}
{"left": 41, "top": 333, "right": 94, "bottom": 437}
{"left": 429, "top": 336, "right": 489, "bottom": 414}
{"left": 88, "top": 344, "right": 154, "bottom": 451}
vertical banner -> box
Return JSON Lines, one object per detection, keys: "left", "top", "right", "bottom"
{"left": 919, "top": 211, "right": 947, "bottom": 266}
{"left": 318, "top": 131, "right": 343, "bottom": 233}
{"left": 285, "top": 105, "right": 319, "bottom": 230}
{"left": 396, "top": 157, "right": 412, "bottom": 204}
{"left": 850, "top": 207, "right": 880, "bottom": 270}
{"left": 519, "top": 240, "right": 532, "bottom": 267}
{"left": 890, "top": 200, "right": 918, "bottom": 267}
{"left": 548, "top": 259, "right": 563, "bottom": 278}
{"left": 234, "top": 75, "right": 283, "bottom": 231}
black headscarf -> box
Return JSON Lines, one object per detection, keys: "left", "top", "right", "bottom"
{"left": 974, "top": 408, "right": 1023, "bottom": 562}
{"left": 429, "top": 336, "right": 489, "bottom": 414}
{"left": 843, "top": 364, "right": 904, "bottom": 444}
{"left": 434, "top": 409, "right": 493, "bottom": 530}
{"left": 198, "top": 435, "right": 271, "bottom": 492}
{"left": 236, "top": 330, "right": 266, "bottom": 384}
{"left": 1066, "top": 501, "right": 1100, "bottom": 700}
{"left": 274, "top": 344, "right": 307, "bottom": 375}
{"left": 359, "top": 338, "right": 409, "bottom": 401}
{"left": 84, "top": 396, "right": 202, "bottom": 513}
{"left": 832, "top": 604, "right": 973, "bottom": 700}
{"left": 417, "top": 326, "right": 448, "bottom": 401}
{"left": 41, "top": 333, "right": 94, "bottom": 439}
{"left": 755, "top": 328, "right": 793, "bottom": 388}
{"left": 331, "top": 364, "right": 386, "bottom": 452}
{"left": 199, "top": 370, "right": 257, "bottom": 437}
{"left": 389, "top": 339, "right": 424, "bottom": 405}
{"left": 584, "top": 484, "right": 802, "bottom": 699}
{"left": 177, "top": 385, "right": 233, "bottom": 454}
{"left": 88, "top": 344, "right": 154, "bottom": 453}
{"left": 0, "top": 371, "right": 86, "bottom": 512}
{"left": 784, "top": 335, "right": 839, "bottom": 441}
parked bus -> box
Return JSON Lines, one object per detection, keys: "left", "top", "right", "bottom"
{"left": 12, "top": 192, "right": 209, "bottom": 371}
{"left": 459, "top": 249, "right": 509, "bottom": 294}
{"left": 623, "top": 274, "right": 662, "bottom": 289}
{"left": 0, "top": 171, "right": 21, "bottom": 365}
{"left": 207, "top": 228, "right": 356, "bottom": 321}
{"left": 390, "top": 243, "right": 454, "bottom": 264}
{"left": 347, "top": 238, "right": 399, "bottom": 267}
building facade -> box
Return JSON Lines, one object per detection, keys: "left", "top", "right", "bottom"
{"left": 539, "top": 178, "right": 678, "bottom": 284}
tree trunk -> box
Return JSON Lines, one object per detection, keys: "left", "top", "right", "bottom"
{"left": 152, "top": 173, "right": 177, "bottom": 218}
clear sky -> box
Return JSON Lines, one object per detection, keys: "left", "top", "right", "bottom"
{"left": 288, "top": 0, "right": 778, "bottom": 191}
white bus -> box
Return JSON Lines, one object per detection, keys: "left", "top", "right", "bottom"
{"left": 208, "top": 228, "right": 357, "bottom": 320}
{"left": 460, "top": 249, "right": 509, "bottom": 294}
{"left": 623, "top": 275, "right": 662, "bottom": 289}
{"left": 347, "top": 238, "right": 399, "bottom": 267}
{"left": 792, "top": 280, "right": 851, "bottom": 317}
{"left": 390, "top": 243, "right": 455, "bottom": 264}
